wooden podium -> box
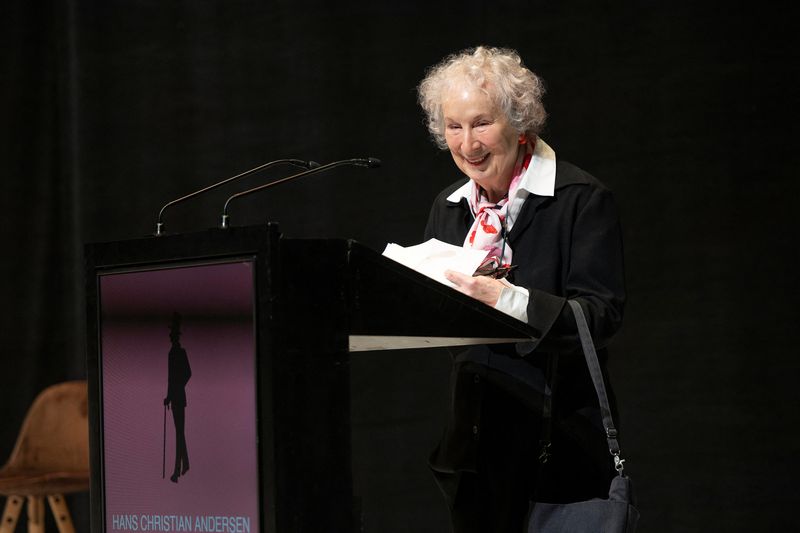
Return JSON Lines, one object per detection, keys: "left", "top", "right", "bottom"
{"left": 85, "top": 224, "right": 539, "bottom": 532}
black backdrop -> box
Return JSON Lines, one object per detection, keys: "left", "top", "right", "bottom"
{"left": 1, "top": 1, "right": 797, "bottom": 531}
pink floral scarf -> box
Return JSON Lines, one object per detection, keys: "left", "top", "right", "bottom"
{"left": 465, "top": 147, "right": 533, "bottom": 273}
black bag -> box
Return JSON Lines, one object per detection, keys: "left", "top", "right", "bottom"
{"left": 527, "top": 300, "right": 639, "bottom": 532}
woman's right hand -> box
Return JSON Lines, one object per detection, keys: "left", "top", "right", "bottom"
{"left": 444, "top": 269, "right": 505, "bottom": 307}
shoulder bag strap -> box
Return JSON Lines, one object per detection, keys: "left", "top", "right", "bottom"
{"left": 567, "top": 299, "right": 627, "bottom": 474}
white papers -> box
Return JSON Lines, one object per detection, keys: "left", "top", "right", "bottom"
{"left": 382, "top": 238, "right": 488, "bottom": 287}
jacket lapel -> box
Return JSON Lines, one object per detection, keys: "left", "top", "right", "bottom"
{"left": 506, "top": 194, "right": 551, "bottom": 247}
{"left": 507, "top": 161, "right": 589, "bottom": 246}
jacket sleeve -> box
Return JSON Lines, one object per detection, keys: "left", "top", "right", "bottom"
{"left": 522, "top": 185, "right": 625, "bottom": 354}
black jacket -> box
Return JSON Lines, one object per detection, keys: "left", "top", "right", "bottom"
{"left": 425, "top": 160, "right": 626, "bottom": 505}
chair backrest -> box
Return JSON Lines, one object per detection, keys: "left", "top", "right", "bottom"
{"left": 1, "top": 381, "right": 89, "bottom": 474}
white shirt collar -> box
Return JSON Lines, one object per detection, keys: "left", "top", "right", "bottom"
{"left": 446, "top": 137, "right": 557, "bottom": 203}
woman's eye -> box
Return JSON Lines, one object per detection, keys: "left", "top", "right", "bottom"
{"left": 446, "top": 124, "right": 462, "bottom": 131}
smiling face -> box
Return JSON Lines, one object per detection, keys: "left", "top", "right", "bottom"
{"left": 442, "top": 83, "right": 522, "bottom": 202}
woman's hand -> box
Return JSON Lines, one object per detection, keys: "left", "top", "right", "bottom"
{"left": 444, "top": 269, "right": 504, "bottom": 307}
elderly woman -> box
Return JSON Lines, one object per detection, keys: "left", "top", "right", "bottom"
{"left": 418, "top": 47, "right": 625, "bottom": 532}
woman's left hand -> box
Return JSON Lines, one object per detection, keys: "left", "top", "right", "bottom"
{"left": 444, "top": 269, "right": 504, "bottom": 307}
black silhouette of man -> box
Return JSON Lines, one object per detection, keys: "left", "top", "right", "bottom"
{"left": 164, "top": 312, "right": 191, "bottom": 483}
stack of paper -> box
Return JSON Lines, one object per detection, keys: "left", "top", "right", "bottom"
{"left": 382, "top": 238, "right": 488, "bottom": 287}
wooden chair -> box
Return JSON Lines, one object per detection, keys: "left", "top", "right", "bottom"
{"left": 0, "top": 381, "right": 89, "bottom": 533}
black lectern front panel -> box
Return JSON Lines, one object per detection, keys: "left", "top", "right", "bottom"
{"left": 86, "top": 225, "right": 285, "bottom": 533}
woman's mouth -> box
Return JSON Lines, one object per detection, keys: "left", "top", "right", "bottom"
{"left": 464, "top": 153, "right": 489, "bottom": 166}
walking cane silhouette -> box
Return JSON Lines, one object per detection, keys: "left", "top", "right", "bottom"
{"left": 162, "top": 403, "right": 167, "bottom": 479}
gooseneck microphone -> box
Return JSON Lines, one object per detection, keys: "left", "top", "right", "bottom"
{"left": 219, "top": 157, "right": 381, "bottom": 229}
{"left": 154, "top": 158, "right": 318, "bottom": 235}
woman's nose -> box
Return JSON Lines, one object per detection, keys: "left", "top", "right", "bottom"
{"left": 462, "top": 129, "right": 480, "bottom": 153}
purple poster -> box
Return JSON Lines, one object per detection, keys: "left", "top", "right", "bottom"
{"left": 99, "top": 260, "right": 259, "bottom": 533}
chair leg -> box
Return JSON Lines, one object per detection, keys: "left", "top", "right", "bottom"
{"left": 26, "top": 496, "right": 44, "bottom": 533}
{"left": 46, "top": 495, "right": 74, "bottom": 533}
{"left": 0, "top": 495, "right": 24, "bottom": 533}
